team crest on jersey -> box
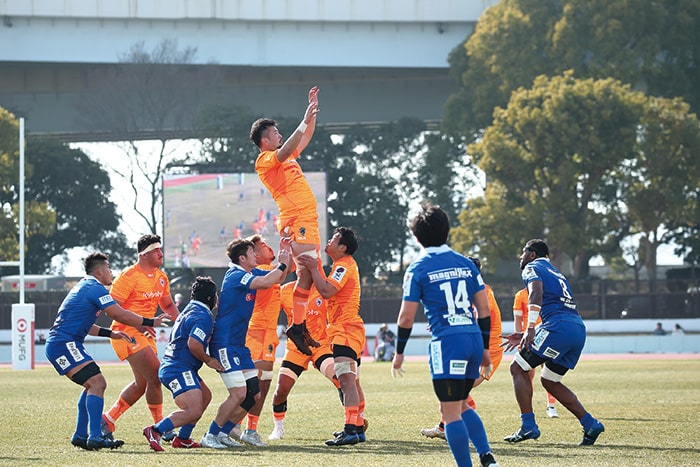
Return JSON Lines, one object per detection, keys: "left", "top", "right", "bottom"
{"left": 168, "top": 379, "right": 182, "bottom": 393}
{"left": 315, "top": 298, "right": 322, "bottom": 307}
{"left": 56, "top": 355, "right": 70, "bottom": 370}
{"left": 332, "top": 266, "right": 346, "bottom": 282}
{"left": 246, "top": 293, "right": 254, "bottom": 301}
{"left": 160, "top": 278, "right": 165, "bottom": 287}
{"left": 299, "top": 227, "right": 306, "bottom": 239}
{"left": 267, "top": 344, "right": 274, "bottom": 354}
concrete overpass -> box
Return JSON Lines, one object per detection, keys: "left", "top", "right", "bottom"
{"left": 0, "top": 0, "right": 497, "bottom": 141}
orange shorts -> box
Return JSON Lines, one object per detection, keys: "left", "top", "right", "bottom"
{"left": 327, "top": 322, "right": 366, "bottom": 358}
{"left": 246, "top": 327, "right": 280, "bottom": 362}
{"left": 483, "top": 346, "right": 505, "bottom": 381}
{"left": 110, "top": 326, "right": 157, "bottom": 361}
{"left": 278, "top": 214, "right": 320, "bottom": 246}
{"left": 283, "top": 341, "right": 333, "bottom": 369}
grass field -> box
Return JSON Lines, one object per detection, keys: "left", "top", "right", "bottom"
{"left": 1, "top": 357, "right": 699, "bottom": 466}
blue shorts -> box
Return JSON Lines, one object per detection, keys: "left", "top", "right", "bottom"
{"left": 210, "top": 344, "right": 255, "bottom": 374}
{"left": 428, "top": 333, "right": 483, "bottom": 380}
{"left": 530, "top": 321, "right": 586, "bottom": 369}
{"left": 45, "top": 339, "right": 93, "bottom": 376}
{"left": 159, "top": 364, "right": 203, "bottom": 398}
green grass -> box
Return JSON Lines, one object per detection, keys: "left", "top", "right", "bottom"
{"left": 2, "top": 357, "right": 700, "bottom": 466}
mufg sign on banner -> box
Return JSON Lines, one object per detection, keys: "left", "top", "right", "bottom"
{"left": 12, "top": 304, "right": 35, "bottom": 370}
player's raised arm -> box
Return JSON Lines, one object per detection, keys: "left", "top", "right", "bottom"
{"left": 276, "top": 88, "right": 319, "bottom": 162}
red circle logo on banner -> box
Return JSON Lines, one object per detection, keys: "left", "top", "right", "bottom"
{"left": 17, "top": 318, "right": 27, "bottom": 332}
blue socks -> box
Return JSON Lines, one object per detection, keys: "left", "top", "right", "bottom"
{"left": 444, "top": 420, "right": 472, "bottom": 467}
{"left": 462, "top": 409, "right": 490, "bottom": 456}
{"left": 521, "top": 411, "right": 537, "bottom": 431}
{"left": 85, "top": 394, "right": 104, "bottom": 439}
{"left": 75, "top": 390, "right": 89, "bottom": 438}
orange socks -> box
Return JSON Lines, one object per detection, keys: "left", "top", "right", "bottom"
{"left": 292, "top": 286, "right": 310, "bottom": 325}
{"left": 147, "top": 403, "right": 163, "bottom": 424}
{"left": 106, "top": 396, "right": 131, "bottom": 424}
{"left": 247, "top": 414, "right": 259, "bottom": 432}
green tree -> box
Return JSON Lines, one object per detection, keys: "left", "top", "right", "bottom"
{"left": 24, "top": 138, "right": 131, "bottom": 273}
{"left": 625, "top": 97, "right": 700, "bottom": 290}
{"left": 445, "top": 0, "right": 700, "bottom": 137}
{"left": 454, "top": 74, "right": 644, "bottom": 278}
{"left": 0, "top": 108, "right": 55, "bottom": 269}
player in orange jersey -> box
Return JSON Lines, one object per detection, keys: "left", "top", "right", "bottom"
{"left": 102, "top": 234, "right": 180, "bottom": 441}
{"left": 267, "top": 281, "right": 342, "bottom": 441}
{"left": 250, "top": 86, "right": 321, "bottom": 356}
{"left": 239, "top": 235, "right": 284, "bottom": 446}
{"left": 513, "top": 287, "right": 559, "bottom": 418}
{"left": 420, "top": 257, "right": 504, "bottom": 440}
{"left": 297, "top": 226, "right": 366, "bottom": 446}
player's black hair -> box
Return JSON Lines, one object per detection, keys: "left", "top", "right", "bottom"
{"left": 525, "top": 239, "right": 549, "bottom": 257}
{"left": 249, "top": 118, "right": 277, "bottom": 148}
{"left": 409, "top": 202, "right": 449, "bottom": 248}
{"left": 336, "top": 227, "right": 358, "bottom": 255}
{"left": 191, "top": 276, "right": 218, "bottom": 310}
{"left": 468, "top": 256, "right": 482, "bottom": 272}
{"left": 227, "top": 238, "right": 255, "bottom": 265}
{"left": 84, "top": 252, "right": 109, "bottom": 275}
{"left": 137, "top": 234, "right": 161, "bottom": 253}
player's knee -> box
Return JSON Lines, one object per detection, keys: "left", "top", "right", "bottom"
{"left": 240, "top": 377, "right": 260, "bottom": 412}
{"left": 513, "top": 353, "right": 534, "bottom": 372}
{"left": 541, "top": 364, "right": 566, "bottom": 383}
{"left": 334, "top": 360, "right": 356, "bottom": 378}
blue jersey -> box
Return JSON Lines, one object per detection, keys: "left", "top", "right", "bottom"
{"left": 161, "top": 300, "right": 214, "bottom": 371}
{"left": 47, "top": 276, "right": 116, "bottom": 343}
{"left": 521, "top": 258, "right": 583, "bottom": 328}
{"left": 403, "top": 245, "right": 485, "bottom": 338}
{"left": 210, "top": 264, "right": 267, "bottom": 349}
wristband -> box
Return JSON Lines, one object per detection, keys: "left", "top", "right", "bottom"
{"left": 277, "top": 263, "right": 287, "bottom": 272}
{"left": 97, "top": 327, "right": 113, "bottom": 338}
{"left": 296, "top": 121, "right": 308, "bottom": 134}
{"left": 396, "top": 326, "right": 412, "bottom": 354}
{"left": 477, "top": 316, "right": 491, "bottom": 349}
{"left": 527, "top": 304, "right": 541, "bottom": 328}
{"left": 142, "top": 317, "right": 155, "bottom": 327}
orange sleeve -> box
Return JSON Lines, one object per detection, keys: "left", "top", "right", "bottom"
{"left": 109, "top": 267, "right": 135, "bottom": 306}
{"left": 485, "top": 285, "right": 502, "bottom": 338}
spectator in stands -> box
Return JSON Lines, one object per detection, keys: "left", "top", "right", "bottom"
{"left": 652, "top": 322, "right": 667, "bottom": 336}
{"left": 374, "top": 323, "right": 396, "bottom": 362}
{"left": 672, "top": 324, "right": 685, "bottom": 335}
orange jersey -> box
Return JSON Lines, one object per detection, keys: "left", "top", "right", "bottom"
{"left": 280, "top": 282, "right": 329, "bottom": 342}
{"left": 485, "top": 284, "right": 503, "bottom": 351}
{"left": 513, "top": 287, "right": 541, "bottom": 329}
{"left": 248, "top": 264, "right": 281, "bottom": 331}
{"left": 326, "top": 255, "right": 362, "bottom": 326}
{"left": 109, "top": 264, "right": 170, "bottom": 331}
{"left": 255, "top": 149, "right": 318, "bottom": 220}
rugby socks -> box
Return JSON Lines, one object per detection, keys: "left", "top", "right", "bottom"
{"left": 221, "top": 420, "right": 236, "bottom": 435}
{"left": 292, "top": 286, "right": 310, "bottom": 325}
{"left": 444, "top": 420, "right": 471, "bottom": 466}
{"left": 106, "top": 396, "right": 131, "bottom": 424}
{"left": 547, "top": 391, "right": 557, "bottom": 407}
{"left": 85, "top": 394, "right": 104, "bottom": 439}
{"left": 580, "top": 412, "right": 597, "bottom": 431}
{"left": 344, "top": 406, "right": 359, "bottom": 433}
{"left": 154, "top": 417, "right": 174, "bottom": 435}
{"left": 208, "top": 421, "right": 222, "bottom": 435}
{"left": 178, "top": 423, "right": 195, "bottom": 440}
{"left": 462, "top": 409, "right": 490, "bottom": 456}
{"left": 246, "top": 414, "right": 260, "bottom": 432}
{"left": 273, "top": 403, "right": 287, "bottom": 421}
{"left": 148, "top": 403, "right": 163, "bottom": 424}
{"left": 357, "top": 400, "right": 366, "bottom": 431}
{"left": 467, "top": 395, "right": 477, "bottom": 410}
{"left": 521, "top": 412, "right": 537, "bottom": 431}
{"left": 75, "top": 390, "right": 89, "bottom": 438}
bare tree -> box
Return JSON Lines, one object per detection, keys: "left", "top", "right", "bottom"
{"left": 77, "top": 39, "right": 217, "bottom": 234}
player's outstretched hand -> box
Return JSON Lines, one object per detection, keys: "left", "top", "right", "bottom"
{"left": 308, "top": 86, "right": 319, "bottom": 106}
{"left": 112, "top": 330, "right": 133, "bottom": 343}
{"left": 500, "top": 333, "right": 523, "bottom": 352}
{"left": 391, "top": 353, "right": 406, "bottom": 378}
{"left": 154, "top": 314, "right": 171, "bottom": 327}
{"left": 296, "top": 254, "right": 319, "bottom": 270}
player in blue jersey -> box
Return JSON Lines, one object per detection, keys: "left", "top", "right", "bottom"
{"left": 142, "top": 276, "right": 225, "bottom": 451}
{"left": 200, "top": 237, "right": 292, "bottom": 449}
{"left": 45, "top": 252, "right": 167, "bottom": 451}
{"left": 501, "top": 239, "right": 605, "bottom": 446}
{"left": 391, "top": 203, "right": 498, "bottom": 467}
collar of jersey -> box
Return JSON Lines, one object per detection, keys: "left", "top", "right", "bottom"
{"left": 424, "top": 245, "right": 451, "bottom": 255}
{"left": 190, "top": 299, "right": 214, "bottom": 315}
